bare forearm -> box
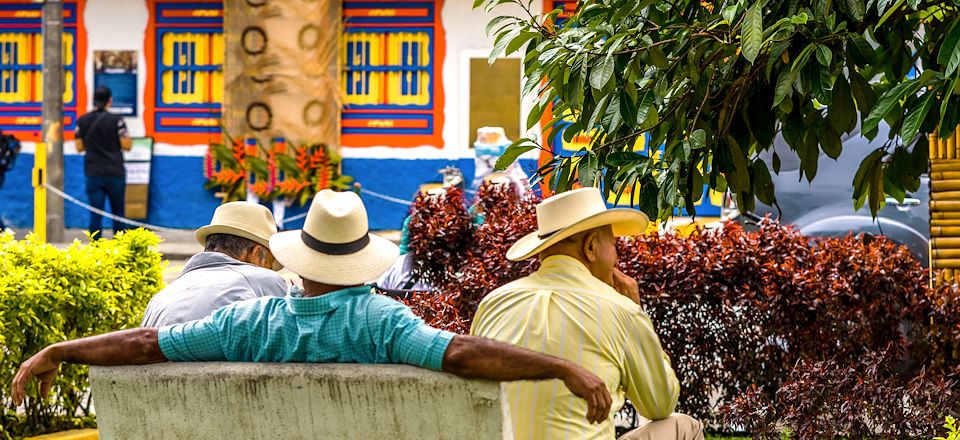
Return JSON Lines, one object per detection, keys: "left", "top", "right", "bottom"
{"left": 441, "top": 335, "right": 570, "bottom": 381}
{"left": 48, "top": 328, "right": 167, "bottom": 366}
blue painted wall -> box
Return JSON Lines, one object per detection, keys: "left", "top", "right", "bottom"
{"left": 0, "top": 154, "right": 539, "bottom": 232}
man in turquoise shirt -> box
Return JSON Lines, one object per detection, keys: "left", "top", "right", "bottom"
{"left": 12, "top": 190, "right": 613, "bottom": 425}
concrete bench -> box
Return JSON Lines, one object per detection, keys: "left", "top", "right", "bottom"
{"left": 90, "top": 363, "right": 513, "bottom": 440}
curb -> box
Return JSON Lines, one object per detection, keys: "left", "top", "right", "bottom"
{"left": 25, "top": 429, "right": 98, "bottom": 440}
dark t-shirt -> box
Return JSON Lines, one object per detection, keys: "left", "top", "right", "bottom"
{"left": 75, "top": 109, "right": 128, "bottom": 177}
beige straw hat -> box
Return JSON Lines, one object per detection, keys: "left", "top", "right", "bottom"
{"left": 195, "top": 201, "right": 283, "bottom": 270}
{"left": 269, "top": 189, "right": 399, "bottom": 285}
{"left": 506, "top": 187, "right": 650, "bottom": 261}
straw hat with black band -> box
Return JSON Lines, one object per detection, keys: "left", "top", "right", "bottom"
{"left": 195, "top": 201, "right": 283, "bottom": 271}
{"left": 269, "top": 189, "right": 399, "bottom": 285}
{"left": 506, "top": 187, "right": 650, "bottom": 261}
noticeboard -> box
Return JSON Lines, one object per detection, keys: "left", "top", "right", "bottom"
{"left": 123, "top": 137, "right": 154, "bottom": 185}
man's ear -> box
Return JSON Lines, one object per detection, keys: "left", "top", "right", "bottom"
{"left": 581, "top": 230, "right": 600, "bottom": 263}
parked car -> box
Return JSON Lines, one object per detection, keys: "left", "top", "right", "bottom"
{"left": 724, "top": 122, "right": 930, "bottom": 267}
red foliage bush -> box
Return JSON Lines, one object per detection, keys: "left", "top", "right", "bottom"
{"left": 402, "top": 188, "right": 960, "bottom": 436}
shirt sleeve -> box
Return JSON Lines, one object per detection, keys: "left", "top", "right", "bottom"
{"left": 75, "top": 119, "right": 85, "bottom": 140}
{"left": 117, "top": 117, "right": 128, "bottom": 138}
{"left": 157, "top": 314, "right": 228, "bottom": 362}
{"left": 368, "top": 297, "right": 455, "bottom": 371}
{"left": 619, "top": 307, "right": 680, "bottom": 420}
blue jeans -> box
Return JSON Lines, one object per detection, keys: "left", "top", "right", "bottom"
{"left": 85, "top": 175, "right": 126, "bottom": 237}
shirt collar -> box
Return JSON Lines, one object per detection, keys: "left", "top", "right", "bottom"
{"left": 285, "top": 285, "right": 372, "bottom": 315}
{"left": 181, "top": 252, "right": 250, "bottom": 274}
{"left": 538, "top": 254, "right": 594, "bottom": 274}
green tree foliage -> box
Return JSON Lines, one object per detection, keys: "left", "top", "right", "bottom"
{"left": 480, "top": 0, "right": 958, "bottom": 220}
{"left": 0, "top": 229, "right": 164, "bottom": 438}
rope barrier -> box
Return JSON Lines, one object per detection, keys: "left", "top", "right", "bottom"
{"left": 359, "top": 188, "right": 413, "bottom": 206}
{"left": 45, "top": 184, "right": 458, "bottom": 230}
{"left": 44, "top": 184, "right": 183, "bottom": 233}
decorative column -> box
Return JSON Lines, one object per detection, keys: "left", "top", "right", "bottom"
{"left": 930, "top": 128, "right": 960, "bottom": 285}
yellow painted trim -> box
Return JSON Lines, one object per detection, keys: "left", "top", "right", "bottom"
{"left": 24, "top": 428, "right": 98, "bottom": 440}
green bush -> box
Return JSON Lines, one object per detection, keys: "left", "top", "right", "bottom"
{"left": 0, "top": 229, "right": 164, "bottom": 439}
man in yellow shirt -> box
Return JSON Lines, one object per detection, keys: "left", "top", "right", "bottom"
{"left": 472, "top": 187, "right": 703, "bottom": 440}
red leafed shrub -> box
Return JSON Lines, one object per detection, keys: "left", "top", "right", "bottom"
{"left": 398, "top": 291, "right": 470, "bottom": 335}
{"left": 406, "top": 188, "right": 473, "bottom": 287}
{"left": 402, "top": 188, "right": 960, "bottom": 436}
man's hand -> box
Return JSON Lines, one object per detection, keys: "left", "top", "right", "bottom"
{"left": 612, "top": 268, "right": 640, "bottom": 305}
{"left": 11, "top": 347, "right": 61, "bottom": 406}
{"left": 560, "top": 362, "right": 613, "bottom": 424}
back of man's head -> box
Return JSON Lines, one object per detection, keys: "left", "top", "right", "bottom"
{"left": 93, "top": 86, "right": 112, "bottom": 110}
{"left": 205, "top": 233, "right": 262, "bottom": 262}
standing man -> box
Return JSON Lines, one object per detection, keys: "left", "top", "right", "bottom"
{"left": 75, "top": 86, "right": 132, "bottom": 237}
{"left": 471, "top": 187, "right": 703, "bottom": 440}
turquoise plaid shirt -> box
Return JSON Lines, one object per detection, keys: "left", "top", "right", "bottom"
{"left": 157, "top": 285, "right": 455, "bottom": 371}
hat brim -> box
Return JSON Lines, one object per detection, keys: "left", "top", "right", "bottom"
{"left": 269, "top": 231, "right": 399, "bottom": 285}
{"left": 195, "top": 225, "right": 284, "bottom": 271}
{"left": 506, "top": 209, "right": 650, "bottom": 261}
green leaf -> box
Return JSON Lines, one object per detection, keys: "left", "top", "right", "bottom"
{"left": 829, "top": 75, "right": 857, "bottom": 133}
{"left": 489, "top": 29, "right": 518, "bottom": 64}
{"left": 852, "top": 148, "right": 884, "bottom": 210}
{"left": 742, "top": 2, "right": 763, "bottom": 64}
{"left": 494, "top": 141, "right": 537, "bottom": 171}
{"left": 505, "top": 32, "right": 540, "bottom": 57}
{"left": 690, "top": 167, "right": 705, "bottom": 204}
{"left": 863, "top": 77, "right": 924, "bottom": 134}
{"left": 819, "top": 124, "right": 843, "bottom": 159}
{"left": 649, "top": 46, "right": 670, "bottom": 69}
{"left": 815, "top": 44, "right": 832, "bottom": 66}
{"left": 938, "top": 18, "right": 960, "bottom": 77}
{"left": 811, "top": 64, "right": 833, "bottom": 105}
{"left": 689, "top": 129, "right": 706, "bottom": 150}
{"left": 876, "top": 0, "right": 905, "bottom": 27}
{"left": 772, "top": 151, "right": 782, "bottom": 174}
{"left": 844, "top": 0, "right": 865, "bottom": 21}
{"left": 901, "top": 91, "right": 935, "bottom": 142}
{"left": 635, "top": 91, "right": 655, "bottom": 125}
{"left": 849, "top": 70, "right": 877, "bottom": 119}
{"left": 750, "top": 160, "right": 776, "bottom": 205}
{"left": 485, "top": 16, "right": 511, "bottom": 36}
{"left": 590, "top": 56, "right": 615, "bottom": 90}
{"left": 772, "top": 70, "right": 794, "bottom": 109}
{"left": 727, "top": 138, "right": 751, "bottom": 192}
{"left": 578, "top": 152, "right": 599, "bottom": 187}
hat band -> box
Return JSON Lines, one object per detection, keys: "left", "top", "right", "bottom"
{"left": 538, "top": 228, "right": 560, "bottom": 240}
{"left": 301, "top": 230, "right": 370, "bottom": 255}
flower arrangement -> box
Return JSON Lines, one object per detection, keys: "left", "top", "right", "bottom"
{"left": 204, "top": 132, "right": 352, "bottom": 205}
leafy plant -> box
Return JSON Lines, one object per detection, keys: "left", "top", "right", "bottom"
{"left": 479, "top": 0, "right": 955, "bottom": 220}
{"left": 0, "top": 229, "right": 164, "bottom": 438}
{"left": 935, "top": 415, "right": 960, "bottom": 440}
{"left": 401, "top": 188, "right": 960, "bottom": 435}
{"left": 204, "top": 132, "right": 352, "bottom": 205}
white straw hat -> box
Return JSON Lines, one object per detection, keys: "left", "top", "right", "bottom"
{"left": 269, "top": 190, "right": 399, "bottom": 284}
{"left": 506, "top": 187, "right": 650, "bottom": 261}
{"left": 195, "top": 201, "right": 283, "bottom": 270}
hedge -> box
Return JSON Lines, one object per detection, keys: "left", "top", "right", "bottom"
{"left": 398, "top": 183, "right": 960, "bottom": 438}
{"left": 0, "top": 229, "right": 164, "bottom": 439}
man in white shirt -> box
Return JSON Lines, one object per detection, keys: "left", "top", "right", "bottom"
{"left": 141, "top": 202, "right": 287, "bottom": 327}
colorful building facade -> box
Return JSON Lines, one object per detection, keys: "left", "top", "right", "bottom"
{"left": 0, "top": 0, "right": 541, "bottom": 230}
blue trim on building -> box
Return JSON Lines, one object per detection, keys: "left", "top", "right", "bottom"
{"left": 0, "top": 155, "right": 539, "bottom": 232}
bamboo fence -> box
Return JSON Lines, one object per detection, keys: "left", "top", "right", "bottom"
{"left": 929, "top": 130, "right": 960, "bottom": 285}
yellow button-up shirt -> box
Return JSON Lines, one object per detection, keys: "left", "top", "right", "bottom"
{"left": 471, "top": 255, "right": 680, "bottom": 440}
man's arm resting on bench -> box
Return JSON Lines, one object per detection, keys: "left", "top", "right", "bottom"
{"left": 442, "top": 334, "right": 613, "bottom": 424}
{"left": 11, "top": 328, "right": 166, "bottom": 405}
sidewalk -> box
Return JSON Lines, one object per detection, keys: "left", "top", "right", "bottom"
{"left": 9, "top": 228, "right": 401, "bottom": 261}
